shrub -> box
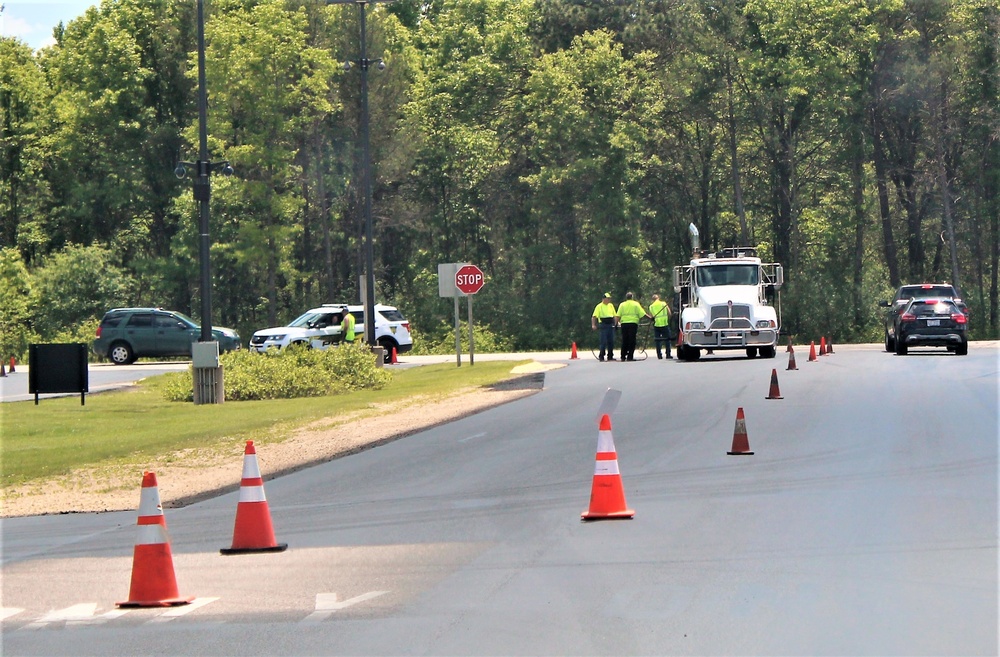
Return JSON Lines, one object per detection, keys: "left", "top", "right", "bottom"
{"left": 161, "top": 343, "right": 392, "bottom": 402}
{"left": 409, "top": 320, "right": 514, "bottom": 355}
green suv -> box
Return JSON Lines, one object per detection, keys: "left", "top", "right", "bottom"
{"left": 92, "top": 308, "right": 241, "bottom": 365}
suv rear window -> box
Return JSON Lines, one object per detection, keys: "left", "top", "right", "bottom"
{"left": 100, "top": 314, "right": 125, "bottom": 328}
{"left": 380, "top": 309, "right": 406, "bottom": 322}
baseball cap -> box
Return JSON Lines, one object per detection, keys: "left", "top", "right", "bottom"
{"left": 603, "top": 292, "right": 612, "bottom": 298}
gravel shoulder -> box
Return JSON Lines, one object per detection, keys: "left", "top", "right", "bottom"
{"left": 1, "top": 364, "right": 555, "bottom": 518}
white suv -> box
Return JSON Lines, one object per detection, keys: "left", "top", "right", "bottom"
{"left": 249, "top": 303, "right": 412, "bottom": 362}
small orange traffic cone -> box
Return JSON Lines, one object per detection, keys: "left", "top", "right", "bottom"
{"left": 787, "top": 337, "right": 794, "bottom": 352}
{"left": 0, "top": 361, "right": 5, "bottom": 377}
{"left": 765, "top": 368, "right": 783, "bottom": 399}
{"left": 786, "top": 346, "right": 798, "bottom": 370}
{"left": 8, "top": 357, "right": 14, "bottom": 373}
{"left": 390, "top": 346, "right": 398, "bottom": 364}
{"left": 582, "top": 414, "right": 634, "bottom": 520}
{"left": 570, "top": 342, "right": 578, "bottom": 359}
{"left": 808, "top": 341, "right": 817, "bottom": 362}
{"left": 117, "top": 472, "right": 193, "bottom": 608}
{"left": 828, "top": 338, "right": 834, "bottom": 354}
{"left": 221, "top": 441, "right": 287, "bottom": 555}
{"left": 819, "top": 337, "right": 827, "bottom": 356}
{"left": 727, "top": 407, "right": 754, "bottom": 455}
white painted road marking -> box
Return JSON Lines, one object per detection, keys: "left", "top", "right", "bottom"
{"left": 146, "top": 597, "right": 220, "bottom": 624}
{"left": 458, "top": 432, "right": 487, "bottom": 443}
{"left": 301, "top": 591, "right": 388, "bottom": 623}
{"left": 21, "top": 603, "right": 97, "bottom": 630}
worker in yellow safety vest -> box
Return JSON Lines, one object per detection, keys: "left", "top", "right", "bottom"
{"left": 341, "top": 308, "right": 356, "bottom": 344}
{"left": 649, "top": 294, "right": 672, "bottom": 359}
{"left": 591, "top": 292, "right": 617, "bottom": 361}
{"left": 616, "top": 292, "right": 652, "bottom": 361}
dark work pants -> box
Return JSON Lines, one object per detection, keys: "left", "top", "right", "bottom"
{"left": 598, "top": 323, "right": 615, "bottom": 360}
{"left": 621, "top": 323, "right": 638, "bottom": 361}
{"left": 654, "top": 325, "right": 671, "bottom": 358}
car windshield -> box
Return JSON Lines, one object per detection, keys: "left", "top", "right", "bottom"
{"left": 899, "top": 285, "right": 956, "bottom": 300}
{"left": 288, "top": 311, "right": 334, "bottom": 328}
{"left": 170, "top": 312, "right": 199, "bottom": 328}
{"left": 696, "top": 264, "right": 759, "bottom": 287}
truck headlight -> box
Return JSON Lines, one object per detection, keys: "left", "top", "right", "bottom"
{"left": 685, "top": 321, "right": 706, "bottom": 330}
{"left": 755, "top": 320, "right": 776, "bottom": 329}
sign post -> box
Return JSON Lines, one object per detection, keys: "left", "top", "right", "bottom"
{"left": 438, "top": 263, "right": 486, "bottom": 367}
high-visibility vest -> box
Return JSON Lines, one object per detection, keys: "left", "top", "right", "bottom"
{"left": 616, "top": 300, "right": 646, "bottom": 324}
{"left": 649, "top": 300, "right": 670, "bottom": 327}
{"left": 343, "top": 313, "right": 356, "bottom": 342}
{"left": 593, "top": 301, "right": 616, "bottom": 320}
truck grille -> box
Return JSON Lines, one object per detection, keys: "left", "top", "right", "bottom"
{"left": 710, "top": 305, "right": 751, "bottom": 321}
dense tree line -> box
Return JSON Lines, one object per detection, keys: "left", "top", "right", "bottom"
{"left": 1, "top": 0, "right": 996, "bottom": 358}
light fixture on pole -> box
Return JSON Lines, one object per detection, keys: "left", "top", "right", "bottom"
{"left": 326, "top": 0, "right": 393, "bottom": 347}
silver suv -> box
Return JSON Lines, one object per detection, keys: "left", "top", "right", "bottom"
{"left": 249, "top": 304, "right": 412, "bottom": 362}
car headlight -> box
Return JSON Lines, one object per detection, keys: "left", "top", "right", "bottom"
{"left": 267, "top": 335, "right": 286, "bottom": 342}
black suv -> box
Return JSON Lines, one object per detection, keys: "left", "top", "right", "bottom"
{"left": 93, "top": 308, "right": 241, "bottom": 365}
{"left": 879, "top": 284, "right": 967, "bottom": 352}
{"left": 892, "top": 298, "right": 969, "bottom": 355}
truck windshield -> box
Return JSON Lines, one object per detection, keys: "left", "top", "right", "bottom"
{"left": 696, "top": 264, "right": 759, "bottom": 287}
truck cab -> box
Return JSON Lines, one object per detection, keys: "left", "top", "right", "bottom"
{"left": 672, "top": 240, "right": 783, "bottom": 361}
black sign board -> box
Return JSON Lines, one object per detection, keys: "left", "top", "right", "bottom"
{"left": 28, "top": 343, "right": 89, "bottom": 405}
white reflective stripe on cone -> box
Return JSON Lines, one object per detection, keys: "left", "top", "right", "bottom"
{"left": 593, "top": 459, "right": 621, "bottom": 476}
{"left": 238, "top": 485, "right": 267, "bottom": 503}
{"left": 596, "top": 430, "right": 616, "bottom": 454}
{"left": 241, "top": 455, "right": 262, "bottom": 480}
{"left": 138, "top": 487, "right": 163, "bottom": 517}
{"left": 135, "top": 523, "right": 169, "bottom": 546}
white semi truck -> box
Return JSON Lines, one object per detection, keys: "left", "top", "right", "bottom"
{"left": 672, "top": 224, "right": 783, "bottom": 361}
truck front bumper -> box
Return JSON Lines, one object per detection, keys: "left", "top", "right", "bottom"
{"left": 687, "top": 329, "right": 777, "bottom": 348}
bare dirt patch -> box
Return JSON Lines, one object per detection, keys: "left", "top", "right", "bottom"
{"left": 0, "top": 370, "right": 549, "bottom": 518}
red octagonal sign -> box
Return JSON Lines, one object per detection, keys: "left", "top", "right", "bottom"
{"left": 455, "top": 264, "right": 485, "bottom": 295}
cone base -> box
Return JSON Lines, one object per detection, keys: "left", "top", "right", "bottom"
{"left": 581, "top": 509, "right": 635, "bottom": 521}
{"left": 765, "top": 395, "right": 783, "bottom": 399}
{"left": 727, "top": 451, "right": 755, "bottom": 456}
{"left": 220, "top": 543, "right": 288, "bottom": 555}
{"left": 117, "top": 596, "right": 193, "bottom": 608}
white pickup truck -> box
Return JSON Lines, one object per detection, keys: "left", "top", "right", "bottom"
{"left": 673, "top": 225, "right": 783, "bottom": 361}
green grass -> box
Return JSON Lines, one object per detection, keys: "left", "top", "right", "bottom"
{"left": 0, "top": 361, "right": 529, "bottom": 488}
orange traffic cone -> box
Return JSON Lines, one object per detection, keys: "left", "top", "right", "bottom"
{"left": 727, "top": 407, "right": 754, "bottom": 455}
{"left": 765, "top": 368, "right": 783, "bottom": 399}
{"left": 819, "top": 336, "right": 827, "bottom": 356}
{"left": 808, "top": 341, "right": 817, "bottom": 361}
{"left": 390, "top": 346, "right": 398, "bottom": 364}
{"left": 828, "top": 338, "right": 834, "bottom": 354}
{"left": 786, "top": 337, "right": 793, "bottom": 352}
{"left": 582, "top": 414, "right": 634, "bottom": 520}
{"left": 570, "top": 342, "right": 578, "bottom": 359}
{"left": 221, "top": 441, "right": 287, "bottom": 555}
{"left": 117, "top": 472, "right": 193, "bottom": 608}
{"left": 0, "top": 361, "right": 5, "bottom": 377}
{"left": 8, "top": 357, "right": 14, "bottom": 373}
{"left": 786, "top": 346, "right": 798, "bottom": 370}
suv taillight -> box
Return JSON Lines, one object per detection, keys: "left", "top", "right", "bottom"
{"left": 952, "top": 313, "right": 967, "bottom": 324}
{"left": 900, "top": 313, "right": 916, "bottom": 322}
{"left": 402, "top": 322, "right": 409, "bottom": 331}
{"left": 96, "top": 326, "right": 103, "bottom": 338}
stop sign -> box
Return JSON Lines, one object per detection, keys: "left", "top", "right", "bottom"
{"left": 455, "top": 264, "right": 485, "bottom": 295}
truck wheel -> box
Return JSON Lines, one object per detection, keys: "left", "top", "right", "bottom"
{"left": 746, "top": 347, "right": 758, "bottom": 358}
{"left": 759, "top": 346, "right": 776, "bottom": 358}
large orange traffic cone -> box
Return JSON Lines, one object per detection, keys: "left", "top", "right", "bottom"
{"left": 727, "top": 407, "right": 754, "bottom": 455}
{"left": 390, "top": 346, "right": 398, "bottom": 364}
{"left": 581, "top": 414, "right": 634, "bottom": 520}
{"left": 570, "top": 342, "right": 578, "bottom": 359}
{"left": 819, "top": 336, "right": 827, "bottom": 356}
{"left": 808, "top": 341, "right": 817, "bottom": 362}
{"left": 786, "top": 346, "right": 798, "bottom": 370}
{"left": 765, "top": 368, "right": 783, "bottom": 399}
{"left": 8, "top": 357, "right": 14, "bottom": 373}
{"left": 117, "top": 472, "right": 193, "bottom": 608}
{"left": 221, "top": 441, "right": 287, "bottom": 555}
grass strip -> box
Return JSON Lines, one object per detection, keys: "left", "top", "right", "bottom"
{"left": 0, "top": 361, "right": 530, "bottom": 488}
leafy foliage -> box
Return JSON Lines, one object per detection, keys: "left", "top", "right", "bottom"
{"left": 160, "top": 343, "right": 391, "bottom": 402}
{"left": 409, "top": 320, "right": 515, "bottom": 355}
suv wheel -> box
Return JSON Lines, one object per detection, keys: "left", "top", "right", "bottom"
{"left": 895, "top": 337, "right": 908, "bottom": 355}
{"left": 109, "top": 341, "right": 134, "bottom": 365}
{"left": 955, "top": 340, "right": 968, "bottom": 356}
{"left": 884, "top": 331, "right": 895, "bottom": 352}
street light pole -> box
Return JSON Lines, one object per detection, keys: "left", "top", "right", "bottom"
{"left": 329, "top": 0, "right": 392, "bottom": 347}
